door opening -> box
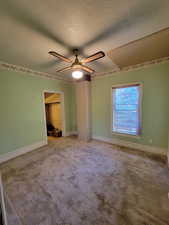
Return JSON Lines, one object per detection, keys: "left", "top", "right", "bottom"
{"left": 44, "top": 92, "right": 64, "bottom": 141}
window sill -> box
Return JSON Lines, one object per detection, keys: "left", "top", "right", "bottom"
{"left": 112, "top": 131, "right": 141, "bottom": 139}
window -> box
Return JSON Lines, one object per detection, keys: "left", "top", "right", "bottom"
{"left": 112, "top": 84, "right": 141, "bottom": 136}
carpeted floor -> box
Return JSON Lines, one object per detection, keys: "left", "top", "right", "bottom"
{"left": 1, "top": 137, "right": 169, "bottom": 225}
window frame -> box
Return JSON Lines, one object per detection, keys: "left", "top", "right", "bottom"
{"left": 111, "top": 82, "right": 142, "bottom": 137}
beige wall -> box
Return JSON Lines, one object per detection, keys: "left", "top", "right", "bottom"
{"left": 48, "top": 103, "right": 62, "bottom": 130}
{"left": 45, "top": 93, "right": 62, "bottom": 130}
{"left": 76, "top": 81, "right": 91, "bottom": 141}
{"left": 45, "top": 93, "right": 61, "bottom": 104}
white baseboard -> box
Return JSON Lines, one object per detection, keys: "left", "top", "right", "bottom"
{"left": 0, "top": 140, "right": 47, "bottom": 164}
{"left": 93, "top": 136, "right": 167, "bottom": 156}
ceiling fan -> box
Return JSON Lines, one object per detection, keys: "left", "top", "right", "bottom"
{"left": 48, "top": 49, "right": 105, "bottom": 79}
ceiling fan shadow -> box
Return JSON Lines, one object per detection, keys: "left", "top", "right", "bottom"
{"left": 81, "top": 0, "right": 163, "bottom": 49}
{"left": 0, "top": 1, "right": 70, "bottom": 49}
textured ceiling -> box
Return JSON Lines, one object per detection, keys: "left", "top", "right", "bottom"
{"left": 108, "top": 28, "right": 169, "bottom": 68}
{"left": 0, "top": 0, "right": 169, "bottom": 80}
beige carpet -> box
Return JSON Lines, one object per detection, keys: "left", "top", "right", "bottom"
{"left": 1, "top": 137, "right": 169, "bottom": 225}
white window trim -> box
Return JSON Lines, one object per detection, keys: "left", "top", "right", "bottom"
{"left": 111, "top": 82, "right": 143, "bottom": 138}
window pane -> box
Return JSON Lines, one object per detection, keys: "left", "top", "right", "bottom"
{"left": 113, "top": 85, "right": 140, "bottom": 135}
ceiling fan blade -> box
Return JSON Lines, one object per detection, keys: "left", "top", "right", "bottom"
{"left": 81, "top": 51, "right": 105, "bottom": 63}
{"left": 81, "top": 65, "right": 95, "bottom": 73}
{"left": 56, "top": 66, "right": 72, "bottom": 73}
{"left": 49, "top": 51, "right": 72, "bottom": 63}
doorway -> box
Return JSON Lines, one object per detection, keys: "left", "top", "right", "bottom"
{"left": 43, "top": 91, "right": 65, "bottom": 141}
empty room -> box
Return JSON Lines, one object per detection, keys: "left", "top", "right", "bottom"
{"left": 0, "top": 0, "right": 169, "bottom": 225}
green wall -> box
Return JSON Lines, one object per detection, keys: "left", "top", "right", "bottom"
{"left": 91, "top": 62, "right": 169, "bottom": 151}
{"left": 1, "top": 62, "right": 169, "bottom": 157}
{"left": 0, "top": 69, "right": 76, "bottom": 155}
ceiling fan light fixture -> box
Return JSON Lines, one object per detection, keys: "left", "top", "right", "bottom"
{"left": 49, "top": 49, "right": 105, "bottom": 75}
{"left": 72, "top": 70, "right": 83, "bottom": 79}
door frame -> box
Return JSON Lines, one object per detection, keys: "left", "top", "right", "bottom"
{"left": 0, "top": 173, "right": 8, "bottom": 225}
{"left": 42, "top": 90, "right": 66, "bottom": 143}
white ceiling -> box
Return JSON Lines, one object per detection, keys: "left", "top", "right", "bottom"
{"left": 0, "top": 0, "right": 169, "bottom": 80}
